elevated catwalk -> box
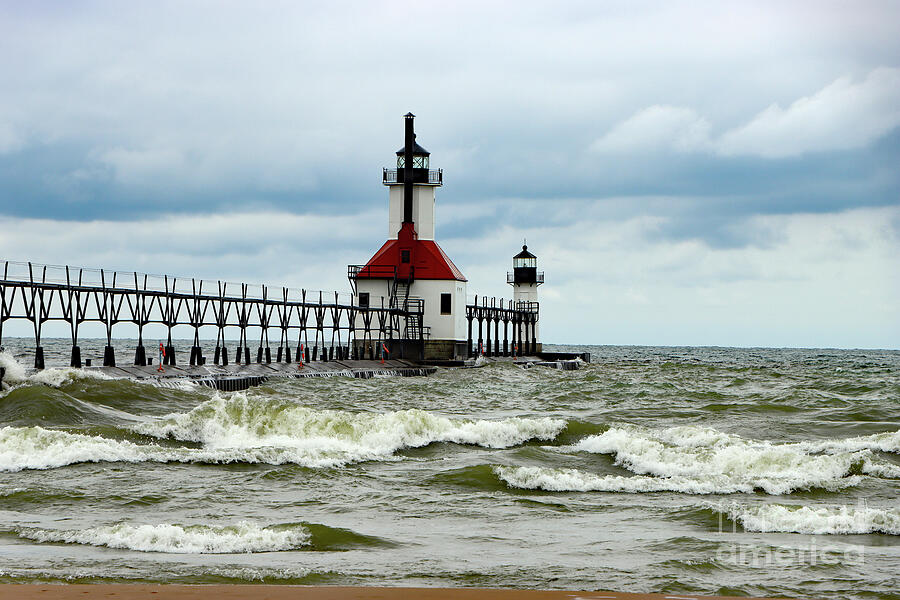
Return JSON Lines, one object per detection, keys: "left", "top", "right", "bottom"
{"left": 0, "top": 260, "right": 540, "bottom": 369}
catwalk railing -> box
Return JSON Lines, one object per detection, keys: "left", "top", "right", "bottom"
{"left": 0, "top": 261, "right": 423, "bottom": 369}
{"left": 465, "top": 296, "right": 539, "bottom": 358}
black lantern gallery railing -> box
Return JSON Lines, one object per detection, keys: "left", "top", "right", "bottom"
{"left": 507, "top": 271, "right": 545, "bottom": 285}
{"left": 382, "top": 168, "right": 443, "bottom": 185}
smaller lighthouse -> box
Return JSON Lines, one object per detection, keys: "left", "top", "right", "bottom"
{"left": 508, "top": 244, "right": 543, "bottom": 353}
{"left": 509, "top": 243, "right": 543, "bottom": 303}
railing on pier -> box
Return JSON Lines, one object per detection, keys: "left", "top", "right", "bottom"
{"left": 0, "top": 260, "right": 426, "bottom": 369}
{"left": 465, "top": 296, "right": 540, "bottom": 358}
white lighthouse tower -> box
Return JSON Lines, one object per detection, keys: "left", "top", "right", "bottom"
{"left": 350, "top": 113, "right": 468, "bottom": 360}
{"left": 509, "top": 244, "right": 543, "bottom": 302}
{"left": 509, "top": 244, "right": 543, "bottom": 351}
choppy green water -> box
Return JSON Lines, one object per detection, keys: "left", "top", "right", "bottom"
{"left": 1, "top": 339, "right": 898, "bottom": 599}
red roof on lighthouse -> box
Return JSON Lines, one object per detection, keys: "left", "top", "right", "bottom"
{"left": 357, "top": 238, "right": 466, "bottom": 282}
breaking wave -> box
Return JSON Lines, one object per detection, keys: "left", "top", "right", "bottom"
{"left": 0, "top": 351, "right": 27, "bottom": 388}
{"left": 16, "top": 521, "right": 312, "bottom": 553}
{"left": 795, "top": 430, "right": 900, "bottom": 454}
{"left": 0, "top": 426, "right": 163, "bottom": 472}
{"left": 132, "top": 393, "right": 564, "bottom": 459}
{"left": 495, "top": 465, "right": 762, "bottom": 494}
{"left": 563, "top": 424, "right": 895, "bottom": 495}
{"left": 0, "top": 352, "right": 112, "bottom": 392}
{"left": 715, "top": 502, "right": 900, "bottom": 535}
{"left": 0, "top": 395, "right": 564, "bottom": 471}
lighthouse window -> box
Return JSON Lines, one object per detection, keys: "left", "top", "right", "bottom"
{"left": 358, "top": 292, "right": 369, "bottom": 308}
{"left": 440, "top": 293, "right": 452, "bottom": 315}
{"left": 401, "top": 250, "right": 410, "bottom": 263}
{"left": 398, "top": 156, "right": 430, "bottom": 169}
{"left": 514, "top": 257, "right": 537, "bottom": 269}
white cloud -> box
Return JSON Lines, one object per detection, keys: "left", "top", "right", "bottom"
{"left": 591, "top": 68, "right": 900, "bottom": 158}
{"left": 0, "top": 210, "right": 383, "bottom": 297}
{"left": 98, "top": 146, "right": 186, "bottom": 187}
{"left": 589, "top": 106, "right": 713, "bottom": 154}
{"left": 718, "top": 67, "right": 900, "bottom": 157}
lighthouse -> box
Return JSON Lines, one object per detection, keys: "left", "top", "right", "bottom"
{"left": 349, "top": 114, "right": 468, "bottom": 360}
{"left": 509, "top": 244, "right": 543, "bottom": 302}
{"left": 508, "top": 244, "right": 543, "bottom": 352}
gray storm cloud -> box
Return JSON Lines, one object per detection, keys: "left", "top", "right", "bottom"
{"left": 0, "top": 1, "right": 898, "bottom": 347}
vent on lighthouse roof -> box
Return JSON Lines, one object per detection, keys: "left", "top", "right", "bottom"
{"left": 514, "top": 244, "right": 536, "bottom": 259}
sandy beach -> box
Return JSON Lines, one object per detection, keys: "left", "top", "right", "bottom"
{"left": 0, "top": 586, "right": 796, "bottom": 600}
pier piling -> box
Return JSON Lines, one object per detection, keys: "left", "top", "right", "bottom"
{"left": 103, "top": 345, "right": 116, "bottom": 367}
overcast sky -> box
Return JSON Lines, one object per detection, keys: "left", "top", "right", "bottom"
{"left": 1, "top": 1, "right": 898, "bottom": 348}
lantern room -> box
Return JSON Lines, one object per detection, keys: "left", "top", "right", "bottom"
{"left": 509, "top": 244, "right": 544, "bottom": 286}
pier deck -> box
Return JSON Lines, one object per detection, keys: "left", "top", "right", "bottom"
{"left": 88, "top": 359, "right": 436, "bottom": 391}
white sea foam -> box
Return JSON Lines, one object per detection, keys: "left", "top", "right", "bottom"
{"left": 30, "top": 367, "right": 113, "bottom": 387}
{"left": 795, "top": 430, "right": 900, "bottom": 454}
{"left": 0, "top": 426, "right": 169, "bottom": 472}
{"left": 152, "top": 379, "right": 202, "bottom": 391}
{"left": 716, "top": 502, "right": 900, "bottom": 535}
{"left": 0, "top": 351, "right": 113, "bottom": 392}
{"left": 134, "top": 393, "right": 564, "bottom": 458}
{"left": 0, "top": 351, "right": 27, "bottom": 388}
{"left": 567, "top": 424, "right": 880, "bottom": 494}
{"left": 0, "top": 396, "right": 564, "bottom": 471}
{"left": 495, "top": 465, "right": 757, "bottom": 494}
{"left": 860, "top": 460, "right": 900, "bottom": 479}
{"left": 0, "top": 425, "right": 391, "bottom": 471}
{"left": 18, "top": 521, "right": 312, "bottom": 553}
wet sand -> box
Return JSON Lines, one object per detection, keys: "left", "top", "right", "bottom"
{"left": 0, "top": 585, "right": 796, "bottom": 600}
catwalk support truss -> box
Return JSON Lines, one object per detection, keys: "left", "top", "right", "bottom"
{"left": 0, "top": 261, "right": 418, "bottom": 369}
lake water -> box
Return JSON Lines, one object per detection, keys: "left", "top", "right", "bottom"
{"left": 1, "top": 339, "right": 898, "bottom": 599}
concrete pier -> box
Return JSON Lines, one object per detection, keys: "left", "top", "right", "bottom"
{"left": 90, "top": 359, "right": 436, "bottom": 392}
